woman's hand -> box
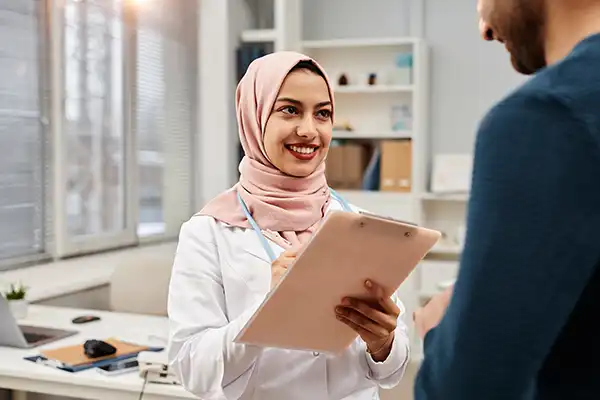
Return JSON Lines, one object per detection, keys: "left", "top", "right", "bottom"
{"left": 270, "top": 248, "right": 298, "bottom": 290}
{"left": 335, "top": 279, "right": 400, "bottom": 362}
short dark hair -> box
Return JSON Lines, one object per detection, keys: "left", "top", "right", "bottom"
{"left": 290, "top": 60, "right": 326, "bottom": 80}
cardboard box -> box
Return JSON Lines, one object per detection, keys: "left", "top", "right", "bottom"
{"left": 343, "top": 144, "right": 368, "bottom": 189}
{"left": 379, "top": 139, "right": 412, "bottom": 192}
{"left": 325, "top": 143, "right": 368, "bottom": 190}
{"left": 325, "top": 145, "right": 346, "bottom": 188}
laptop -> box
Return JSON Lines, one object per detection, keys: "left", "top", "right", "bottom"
{"left": 0, "top": 297, "right": 78, "bottom": 349}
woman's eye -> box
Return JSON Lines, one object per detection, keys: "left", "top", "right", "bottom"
{"left": 317, "top": 109, "right": 331, "bottom": 119}
{"left": 281, "top": 106, "right": 298, "bottom": 115}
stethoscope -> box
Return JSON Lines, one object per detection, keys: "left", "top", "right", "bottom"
{"left": 237, "top": 188, "right": 352, "bottom": 263}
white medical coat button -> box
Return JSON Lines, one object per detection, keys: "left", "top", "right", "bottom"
{"left": 313, "top": 352, "right": 319, "bottom": 357}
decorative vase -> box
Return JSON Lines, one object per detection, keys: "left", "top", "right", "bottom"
{"left": 8, "top": 299, "right": 28, "bottom": 320}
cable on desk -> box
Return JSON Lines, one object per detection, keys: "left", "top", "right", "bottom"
{"left": 139, "top": 370, "right": 149, "bottom": 400}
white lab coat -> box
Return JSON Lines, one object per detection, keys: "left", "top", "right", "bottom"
{"left": 167, "top": 198, "right": 411, "bottom": 400}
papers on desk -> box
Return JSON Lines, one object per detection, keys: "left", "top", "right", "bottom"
{"left": 24, "top": 338, "right": 163, "bottom": 373}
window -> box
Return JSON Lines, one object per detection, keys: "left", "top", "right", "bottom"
{"left": 135, "top": 9, "right": 166, "bottom": 237}
{"left": 64, "top": 0, "right": 126, "bottom": 236}
{"left": 134, "top": 0, "right": 196, "bottom": 240}
{"left": 56, "top": 0, "right": 136, "bottom": 256}
{"left": 0, "top": 0, "right": 47, "bottom": 269}
{"left": 1, "top": 0, "right": 197, "bottom": 269}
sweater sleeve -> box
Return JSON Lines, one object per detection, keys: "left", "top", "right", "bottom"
{"left": 414, "top": 95, "right": 600, "bottom": 399}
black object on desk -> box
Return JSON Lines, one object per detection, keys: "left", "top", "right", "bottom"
{"left": 72, "top": 315, "right": 101, "bottom": 324}
{"left": 83, "top": 340, "right": 117, "bottom": 358}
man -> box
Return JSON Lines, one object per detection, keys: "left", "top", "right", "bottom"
{"left": 413, "top": 0, "right": 600, "bottom": 399}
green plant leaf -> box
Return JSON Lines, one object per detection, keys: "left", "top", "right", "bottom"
{"left": 4, "top": 282, "right": 27, "bottom": 300}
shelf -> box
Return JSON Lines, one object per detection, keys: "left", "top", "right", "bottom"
{"left": 302, "top": 37, "right": 420, "bottom": 49}
{"left": 332, "top": 131, "right": 411, "bottom": 140}
{"left": 420, "top": 192, "right": 469, "bottom": 202}
{"left": 418, "top": 290, "right": 440, "bottom": 300}
{"left": 429, "top": 243, "right": 462, "bottom": 255}
{"left": 334, "top": 85, "right": 413, "bottom": 94}
{"left": 335, "top": 190, "right": 413, "bottom": 200}
{"left": 240, "top": 29, "right": 276, "bottom": 43}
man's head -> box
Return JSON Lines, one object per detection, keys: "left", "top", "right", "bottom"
{"left": 478, "top": 0, "right": 547, "bottom": 75}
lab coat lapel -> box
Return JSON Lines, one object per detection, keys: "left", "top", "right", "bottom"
{"left": 241, "top": 230, "right": 285, "bottom": 264}
{"left": 228, "top": 231, "right": 284, "bottom": 295}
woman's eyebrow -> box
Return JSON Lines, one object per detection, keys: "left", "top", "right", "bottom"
{"left": 275, "top": 97, "right": 332, "bottom": 108}
{"left": 275, "top": 97, "right": 301, "bottom": 105}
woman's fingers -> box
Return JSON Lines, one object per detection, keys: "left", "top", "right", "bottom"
{"left": 335, "top": 313, "right": 378, "bottom": 342}
{"left": 335, "top": 304, "right": 390, "bottom": 338}
{"left": 334, "top": 279, "right": 401, "bottom": 339}
{"left": 337, "top": 298, "right": 396, "bottom": 333}
{"left": 365, "top": 279, "right": 401, "bottom": 317}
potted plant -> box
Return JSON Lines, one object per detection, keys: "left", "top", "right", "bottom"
{"left": 3, "top": 282, "right": 29, "bottom": 319}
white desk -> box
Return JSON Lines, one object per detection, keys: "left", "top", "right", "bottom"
{"left": 0, "top": 305, "right": 196, "bottom": 400}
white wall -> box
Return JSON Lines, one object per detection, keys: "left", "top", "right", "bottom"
{"left": 197, "top": 0, "right": 254, "bottom": 207}
{"left": 424, "top": 0, "right": 526, "bottom": 153}
{"left": 302, "top": 0, "right": 412, "bottom": 40}
{"left": 301, "top": 0, "right": 526, "bottom": 154}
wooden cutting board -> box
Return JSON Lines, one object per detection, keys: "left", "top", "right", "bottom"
{"left": 41, "top": 338, "right": 148, "bottom": 367}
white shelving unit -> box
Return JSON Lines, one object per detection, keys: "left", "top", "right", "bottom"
{"left": 299, "top": 36, "right": 428, "bottom": 221}
{"left": 332, "top": 130, "right": 411, "bottom": 140}
{"left": 420, "top": 192, "right": 470, "bottom": 202}
{"left": 298, "top": 36, "right": 441, "bottom": 360}
{"left": 231, "top": 0, "right": 464, "bottom": 361}
{"left": 240, "top": 29, "right": 277, "bottom": 43}
{"left": 239, "top": 0, "right": 302, "bottom": 52}
{"left": 333, "top": 84, "right": 414, "bottom": 94}
{"left": 302, "top": 36, "right": 421, "bottom": 49}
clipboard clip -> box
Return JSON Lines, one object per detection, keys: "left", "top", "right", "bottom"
{"left": 358, "top": 210, "right": 419, "bottom": 227}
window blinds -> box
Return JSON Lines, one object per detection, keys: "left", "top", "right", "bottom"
{"left": 135, "top": 0, "right": 196, "bottom": 238}
{"left": 0, "top": 0, "right": 45, "bottom": 266}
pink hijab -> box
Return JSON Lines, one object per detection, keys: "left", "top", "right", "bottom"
{"left": 197, "top": 51, "right": 335, "bottom": 249}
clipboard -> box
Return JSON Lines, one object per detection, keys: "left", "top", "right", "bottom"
{"left": 234, "top": 211, "right": 441, "bottom": 354}
{"left": 25, "top": 338, "right": 164, "bottom": 373}
{"left": 40, "top": 337, "right": 148, "bottom": 367}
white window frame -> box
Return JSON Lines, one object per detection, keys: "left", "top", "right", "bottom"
{"left": 49, "top": 0, "right": 138, "bottom": 258}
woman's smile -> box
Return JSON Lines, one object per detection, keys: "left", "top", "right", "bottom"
{"left": 285, "top": 144, "right": 319, "bottom": 161}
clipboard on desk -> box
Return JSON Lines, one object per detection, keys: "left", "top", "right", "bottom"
{"left": 24, "top": 338, "right": 163, "bottom": 373}
{"left": 234, "top": 211, "right": 441, "bottom": 354}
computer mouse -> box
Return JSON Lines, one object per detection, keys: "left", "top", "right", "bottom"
{"left": 83, "top": 339, "right": 117, "bottom": 358}
{"left": 72, "top": 315, "right": 101, "bottom": 324}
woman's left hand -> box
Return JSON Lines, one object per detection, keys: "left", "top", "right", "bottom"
{"left": 335, "top": 279, "right": 400, "bottom": 362}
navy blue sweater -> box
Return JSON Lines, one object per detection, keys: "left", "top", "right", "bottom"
{"left": 414, "top": 34, "right": 600, "bottom": 400}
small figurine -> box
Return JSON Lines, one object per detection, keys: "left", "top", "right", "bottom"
{"left": 368, "top": 73, "right": 377, "bottom": 85}
{"left": 333, "top": 121, "right": 354, "bottom": 131}
{"left": 338, "top": 73, "right": 348, "bottom": 86}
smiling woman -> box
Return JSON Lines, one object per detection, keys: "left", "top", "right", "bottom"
{"left": 167, "top": 51, "right": 411, "bottom": 400}
{"left": 264, "top": 60, "right": 334, "bottom": 177}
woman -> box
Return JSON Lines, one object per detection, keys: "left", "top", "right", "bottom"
{"left": 168, "top": 51, "right": 411, "bottom": 400}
